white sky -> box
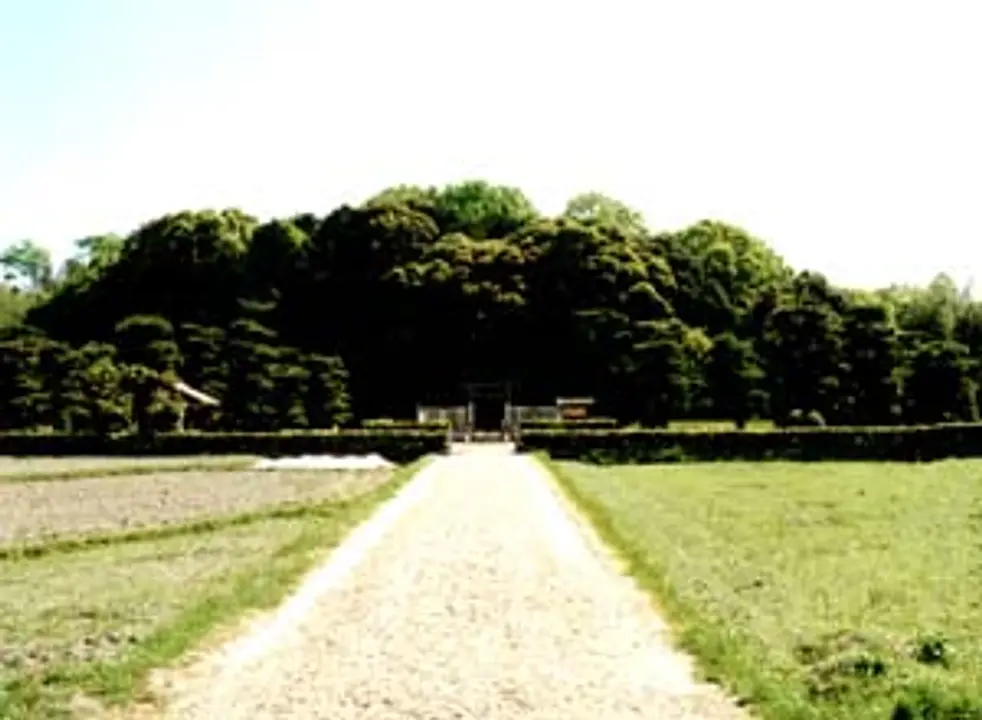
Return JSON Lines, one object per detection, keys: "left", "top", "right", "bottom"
{"left": 1, "top": 0, "right": 980, "bottom": 290}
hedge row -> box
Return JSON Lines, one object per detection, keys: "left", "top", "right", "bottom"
{"left": 518, "top": 418, "right": 619, "bottom": 430}
{"left": 517, "top": 425, "right": 982, "bottom": 463}
{"left": 361, "top": 418, "right": 451, "bottom": 430}
{"left": 0, "top": 430, "right": 447, "bottom": 463}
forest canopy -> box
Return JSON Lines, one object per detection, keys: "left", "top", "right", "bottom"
{"left": 2, "top": 180, "right": 980, "bottom": 432}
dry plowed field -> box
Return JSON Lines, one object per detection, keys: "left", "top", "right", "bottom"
{"left": 0, "top": 468, "right": 391, "bottom": 546}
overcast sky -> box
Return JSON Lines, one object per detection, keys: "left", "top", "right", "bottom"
{"left": 1, "top": 0, "right": 979, "bottom": 289}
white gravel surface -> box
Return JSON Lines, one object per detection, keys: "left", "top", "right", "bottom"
{"left": 155, "top": 448, "right": 747, "bottom": 719}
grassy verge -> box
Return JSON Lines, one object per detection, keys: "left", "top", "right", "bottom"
{"left": 0, "top": 456, "right": 431, "bottom": 719}
{"left": 0, "top": 456, "right": 258, "bottom": 483}
{"left": 541, "top": 456, "right": 982, "bottom": 720}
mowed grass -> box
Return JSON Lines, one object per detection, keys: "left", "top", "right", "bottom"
{"left": 548, "top": 459, "right": 982, "bottom": 719}
{"left": 0, "top": 457, "right": 430, "bottom": 719}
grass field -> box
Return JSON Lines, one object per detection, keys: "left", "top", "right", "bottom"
{"left": 548, "top": 458, "right": 982, "bottom": 720}
{"left": 0, "top": 457, "right": 429, "bottom": 719}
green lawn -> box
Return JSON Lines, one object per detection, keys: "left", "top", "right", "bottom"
{"left": 548, "top": 459, "right": 982, "bottom": 719}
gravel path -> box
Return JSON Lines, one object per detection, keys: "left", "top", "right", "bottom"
{"left": 155, "top": 449, "right": 747, "bottom": 719}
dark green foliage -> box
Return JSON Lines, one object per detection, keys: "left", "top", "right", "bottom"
{"left": 115, "top": 315, "right": 184, "bottom": 436}
{"left": 178, "top": 322, "right": 228, "bottom": 430}
{"left": 0, "top": 430, "right": 445, "bottom": 463}
{"left": 114, "top": 315, "right": 182, "bottom": 373}
{"left": 840, "top": 304, "right": 902, "bottom": 425}
{"left": 518, "top": 418, "right": 619, "bottom": 429}
{"left": 304, "top": 354, "right": 352, "bottom": 428}
{"left": 764, "top": 273, "right": 848, "bottom": 424}
{"left": 904, "top": 340, "right": 979, "bottom": 424}
{"left": 630, "top": 319, "right": 707, "bottom": 426}
{"left": 71, "top": 342, "right": 131, "bottom": 434}
{"left": 268, "top": 350, "right": 311, "bottom": 430}
{"left": 0, "top": 332, "right": 55, "bottom": 429}
{"left": 518, "top": 425, "right": 982, "bottom": 463}
{"left": 1, "top": 239, "right": 53, "bottom": 290}
{"left": 6, "top": 182, "right": 982, "bottom": 428}
{"left": 0, "top": 282, "right": 36, "bottom": 329}
{"left": 222, "top": 299, "right": 283, "bottom": 431}
{"left": 0, "top": 331, "right": 131, "bottom": 433}
{"left": 707, "top": 332, "right": 763, "bottom": 428}
{"left": 361, "top": 418, "right": 450, "bottom": 429}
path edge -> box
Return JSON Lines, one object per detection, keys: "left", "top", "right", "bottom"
{"left": 124, "top": 455, "right": 442, "bottom": 718}
{"left": 527, "top": 452, "right": 756, "bottom": 715}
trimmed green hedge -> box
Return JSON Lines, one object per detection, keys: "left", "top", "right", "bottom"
{"left": 518, "top": 418, "right": 618, "bottom": 430}
{"left": 517, "top": 424, "right": 982, "bottom": 463}
{"left": 361, "top": 418, "right": 451, "bottom": 430}
{"left": 0, "top": 430, "right": 447, "bottom": 463}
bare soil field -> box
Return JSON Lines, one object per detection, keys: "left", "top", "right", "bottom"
{"left": 0, "top": 455, "right": 257, "bottom": 481}
{"left": 0, "top": 469, "right": 392, "bottom": 546}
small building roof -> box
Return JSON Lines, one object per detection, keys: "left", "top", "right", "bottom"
{"left": 168, "top": 379, "right": 220, "bottom": 407}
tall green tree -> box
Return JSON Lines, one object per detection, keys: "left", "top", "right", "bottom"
{"left": 0, "top": 332, "right": 51, "bottom": 429}
{"left": 562, "top": 192, "right": 648, "bottom": 237}
{"left": 432, "top": 180, "right": 539, "bottom": 239}
{"left": 0, "top": 283, "right": 35, "bottom": 329}
{"left": 707, "top": 332, "right": 765, "bottom": 428}
{"left": 179, "top": 323, "right": 229, "bottom": 430}
{"left": 268, "top": 347, "right": 310, "bottom": 430}
{"left": 72, "top": 342, "right": 130, "bottom": 434}
{"left": 764, "top": 273, "right": 847, "bottom": 425}
{"left": 222, "top": 299, "right": 282, "bottom": 431}
{"left": 904, "top": 340, "right": 978, "bottom": 424}
{"left": 304, "top": 354, "right": 352, "bottom": 428}
{"left": 840, "top": 304, "right": 902, "bottom": 425}
{"left": 115, "top": 315, "right": 183, "bottom": 435}
{"left": 1, "top": 239, "right": 53, "bottom": 290}
{"left": 631, "top": 319, "right": 711, "bottom": 426}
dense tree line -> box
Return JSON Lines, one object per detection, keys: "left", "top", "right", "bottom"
{"left": 2, "top": 180, "right": 980, "bottom": 431}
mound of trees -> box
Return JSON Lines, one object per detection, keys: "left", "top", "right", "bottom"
{"left": 2, "top": 179, "right": 980, "bottom": 431}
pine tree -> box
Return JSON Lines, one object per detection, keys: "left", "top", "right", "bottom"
{"left": 223, "top": 299, "right": 281, "bottom": 431}
{"left": 269, "top": 347, "right": 310, "bottom": 430}
{"left": 179, "top": 323, "right": 229, "bottom": 430}
{"left": 304, "top": 353, "right": 352, "bottom": 427}
{"left": 115, "top": 315, "right": 184, "bottom": 435}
